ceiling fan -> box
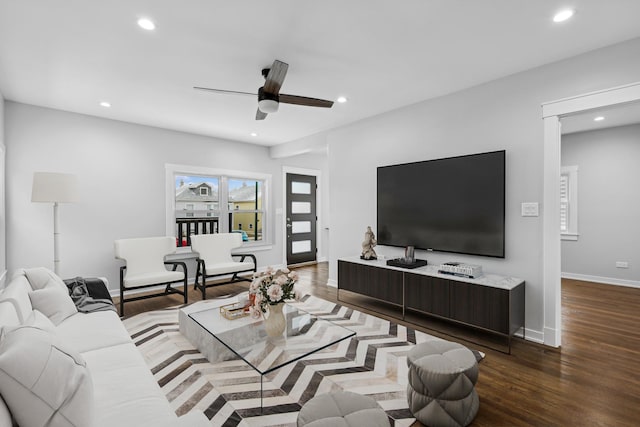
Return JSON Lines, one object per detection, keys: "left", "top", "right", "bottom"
{"left": 194, "top": 59, "right": 334, "bottom": 120}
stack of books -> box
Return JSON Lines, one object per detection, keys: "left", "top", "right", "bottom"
{"left": 438, "top": 262, "right": 483, "bottom": 278}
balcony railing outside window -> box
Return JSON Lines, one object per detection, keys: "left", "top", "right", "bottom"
{"left": 176, "top": 218, "right": 218, "bottom": 247}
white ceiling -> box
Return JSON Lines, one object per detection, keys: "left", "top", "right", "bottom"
{"left": 2, "top": 1, "right": 640, "bottom": 147}
{"left": 561, "top": 101, "right": 640, "bottom": 134}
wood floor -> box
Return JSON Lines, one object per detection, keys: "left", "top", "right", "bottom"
{"left": 116, "top": 264, "right": 640, "bottom": 426}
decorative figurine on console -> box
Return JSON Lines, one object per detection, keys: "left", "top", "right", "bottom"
{"left": 361, "top": 226, "right": 377, "bottom": 260}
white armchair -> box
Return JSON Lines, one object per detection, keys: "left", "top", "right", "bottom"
{"left": 114, "top": 236, "right": 187, "bottom": 316}
{"left": 190, "top": 233, "right": 256, "bottom": 299}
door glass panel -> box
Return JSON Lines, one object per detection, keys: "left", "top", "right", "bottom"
{"left": 292, "top": 240, "right": 311, "bottom": 254}
{"left": 291, "top": 181, "right": 311, "bottom": 194}
{"left": 291, "top": 221, "right": 311, "bottom": 234}
{"left": 291, "top": 202, "right": 311, "bottom": 214}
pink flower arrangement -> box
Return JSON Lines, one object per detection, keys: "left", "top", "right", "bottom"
{"left": 249, "top": 267, "right": 299, "bottom": 318}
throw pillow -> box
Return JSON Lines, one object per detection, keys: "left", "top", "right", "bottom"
{"left": 29, "top": 287, "right": 78, "bottom": 326}
{"left": 24, "top": 309, "right": 56, "bottom": 332}
{"left": 0, "top": 325, "right": 94, "bottom": 427}
{"left": 23, "top": 267, "right": 67, "bottom": 291}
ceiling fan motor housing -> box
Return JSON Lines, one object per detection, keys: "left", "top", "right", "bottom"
{"left": 258, "top": 87, "right": 279, "bottom": 113}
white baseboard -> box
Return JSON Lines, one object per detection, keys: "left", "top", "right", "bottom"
{"left": 562, "top": 272, "right": 640, "bottom": 289}
{"left": 523, "top": 327, "right": 545, "bottom": 345}
{"left": 543, "top": 327, "right": 561, "bottom": 348}
{"left": 327, "top": 279, "right": 337, "bottom": 288}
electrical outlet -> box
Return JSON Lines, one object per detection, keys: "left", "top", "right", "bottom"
{"left": 521, "top": 202, "right": 539, "bottom": 217}
{"left": 616, "top": 261, "right": 629, "bottom": 269}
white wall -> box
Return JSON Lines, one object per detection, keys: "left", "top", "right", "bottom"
{"left": 561, "top": 124, "right": 640, "bottom": 287}
{"left": 302, "top": 37, "right": 640, "bottom": 342}
{"left": 0, "top": 92, "right": 5, "bottom": 286}
{"left": 5, "top": 102, "right": 328, "bottom": 290}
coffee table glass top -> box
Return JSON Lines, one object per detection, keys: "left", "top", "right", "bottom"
{"left": 188, "top": 302, "right": 355, "bottom": 375}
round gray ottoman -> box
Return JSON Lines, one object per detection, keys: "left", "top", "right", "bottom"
{"left": 297, "top": 391, "right": 390, "bottom": 427}
{"left": 407, "top": 341, "right": 479, "bottom": 427}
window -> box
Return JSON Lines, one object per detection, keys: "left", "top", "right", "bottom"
{"left": 227, "top": 178, "right": 263, "bottom": 242}
{"left": 561, "top": 165, "right": 578, "bottom": 240}
{"left": 166, "top": 164, "right": 270, "bottom": 248}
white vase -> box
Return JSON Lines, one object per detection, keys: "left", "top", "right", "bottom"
{"left": 264, "top": 302, "right": 286, "bottom": 337}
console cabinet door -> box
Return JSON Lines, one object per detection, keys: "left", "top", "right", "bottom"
{"left": 405, "top": 274, "right": 449, "bottom": 317}
{"left": 338, "top": 261, "right": 403, "bottom": 305}
{"left": 449, "top": 281, "right": 509, "bottom": 334}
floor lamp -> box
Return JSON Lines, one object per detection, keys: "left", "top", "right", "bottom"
{"left": 31, "top": 172, "right": 79, "bottom": 275}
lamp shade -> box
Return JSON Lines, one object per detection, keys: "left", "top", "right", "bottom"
{"left": 31, "top": 172, "right": 79, "bottom": 203}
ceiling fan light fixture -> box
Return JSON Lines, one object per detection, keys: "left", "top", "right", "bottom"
{"left": 258, "top": 99, "right": 279, "bottom": 114}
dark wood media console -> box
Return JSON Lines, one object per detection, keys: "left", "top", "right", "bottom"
{"left": 337, "top": 257, "right": 525, "bottom": 352}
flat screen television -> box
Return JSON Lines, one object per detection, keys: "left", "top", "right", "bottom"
{"left": 377, "top": 150, "right": 505, "bottom": 258}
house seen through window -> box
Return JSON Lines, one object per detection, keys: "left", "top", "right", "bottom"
{"left": 173, "top": 173, "right": 264, "bottom": 247}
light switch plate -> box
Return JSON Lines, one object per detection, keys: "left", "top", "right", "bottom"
{"left": 521, "top": 202, "right": 539, "bottom": 217}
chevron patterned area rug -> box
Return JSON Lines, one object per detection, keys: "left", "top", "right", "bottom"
{"left": 123, "top": 295, "right": 482, "bottom": 426}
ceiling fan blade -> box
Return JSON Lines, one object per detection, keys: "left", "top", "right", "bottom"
{"left": 263, "top": 60, "right": 288, "bottom": 95}
{"left": 193, "top": 87, "right": 256, "bottom": 97}
{"left": 256, "top": 109, "right": 267, "bottom": 120}
{"left": 279, "top": 94, "right": 334, "bottom": 108}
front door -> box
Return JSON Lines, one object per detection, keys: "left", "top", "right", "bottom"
{"left": 286, "top": 173, "right": 317, "bottom": 266}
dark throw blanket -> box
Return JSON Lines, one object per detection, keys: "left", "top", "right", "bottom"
{"left": 64, "top": 277, "right": 116, "bottom": 313}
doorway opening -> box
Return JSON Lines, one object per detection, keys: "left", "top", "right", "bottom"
{"left": 542, "top": 81, "right": 640, "bottom": 347}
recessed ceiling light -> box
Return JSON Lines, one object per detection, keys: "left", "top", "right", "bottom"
{"left": 336, "top": 96, "right": 348, "bottom": 103}
{"left": 553, "top": 9, "right": 574, "bottom": 23}
{"left": 137, "top": 18, "right": 156, "bottom": 30}
{"left": 250, "top": 132, "right": 258, "bottom": 137}
{"left": 594, "top": 116, "right": 605, "bottom": 122}
{"left": 99, "top": 101, "right": 111, "bottom": 108}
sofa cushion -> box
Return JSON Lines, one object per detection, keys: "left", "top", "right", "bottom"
{"left": 0, "top": 300, "right": 21, "bottom": 330}
{"left": 0, "top": 276, "right": 33, "bottom": 323}
{"left": 0, "top": 324, "right": 94, "bottom": 427}
{"left": 57, "top": 311, "right": 132, "bottom": 353}
{"left": 82, "top": 343, "right": 179, "bottom": 427}
{"left": 25, "top": 309, "right": 56, "bottom": 331}
{"left": 29, "top": 287, "right": 78, "bottom": 326}
{"left": 24, "top": 267, "right": 67, "bottom": 291}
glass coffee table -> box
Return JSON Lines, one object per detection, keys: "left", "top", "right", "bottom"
{"left": 179, "top": 300, "right": 355, "bottom": 411}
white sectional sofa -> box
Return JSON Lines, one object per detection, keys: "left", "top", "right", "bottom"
{"left": 0, "top": 268, "right": 209, "bottom": 427}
